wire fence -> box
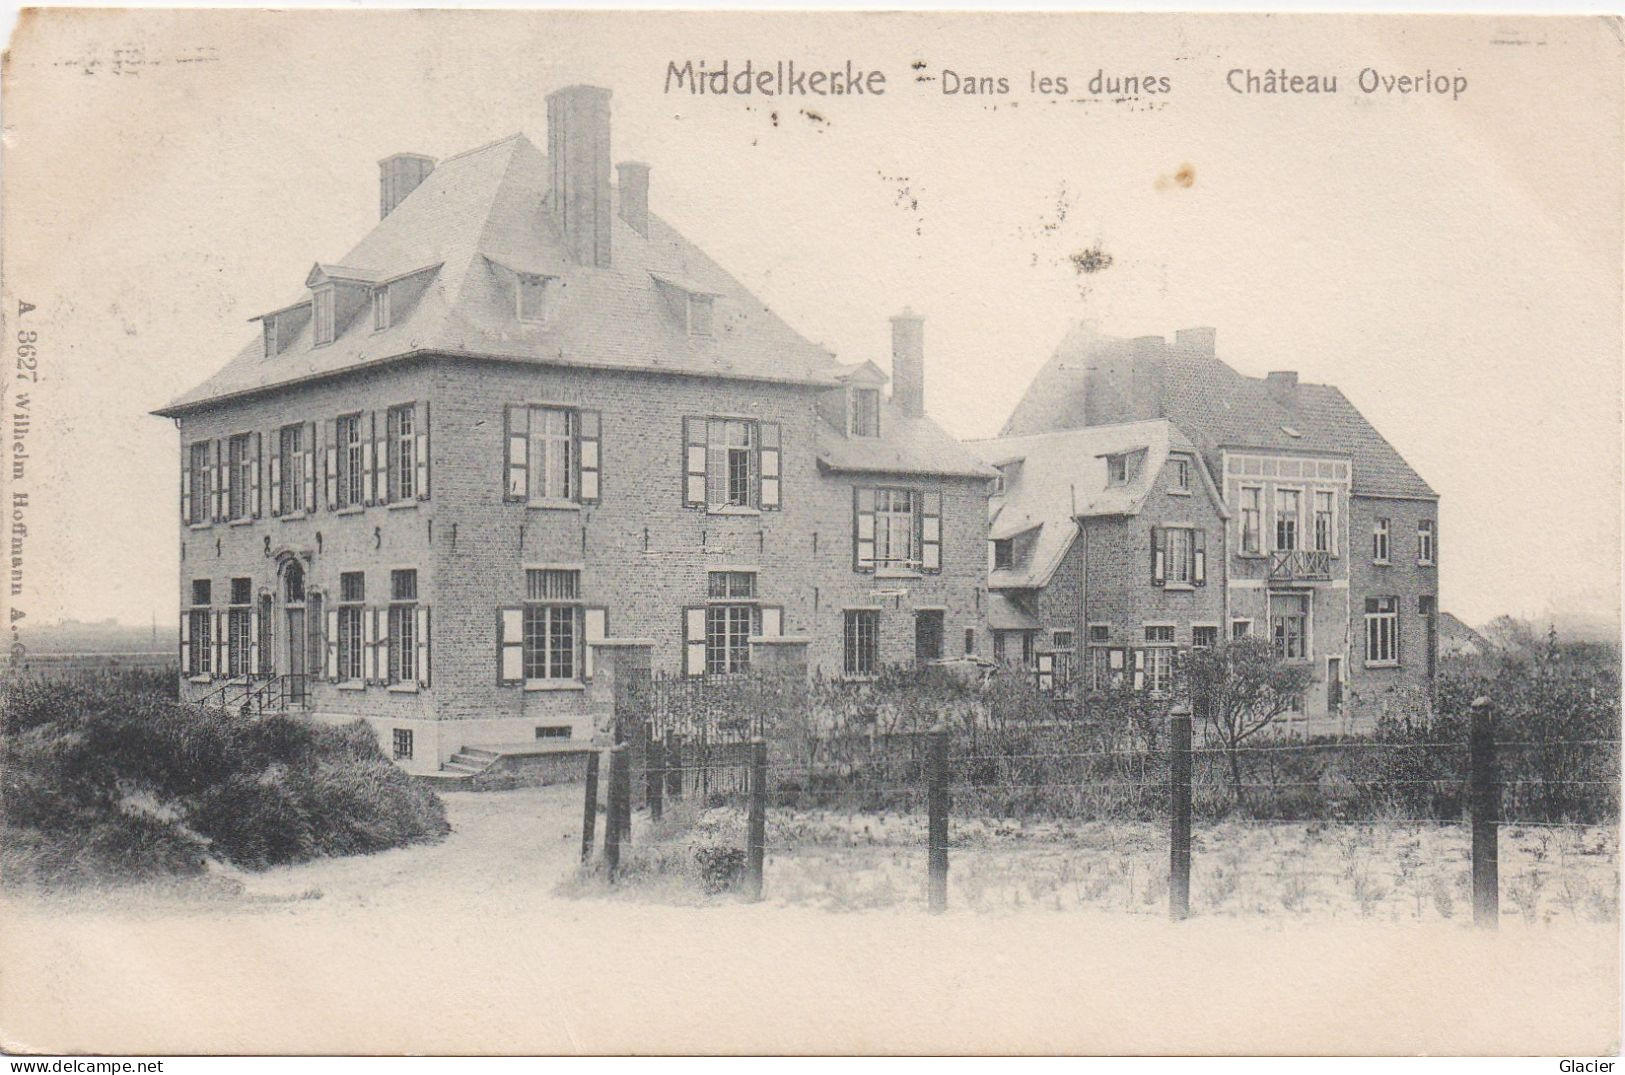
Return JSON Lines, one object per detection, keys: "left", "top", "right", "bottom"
{"left": 579, "top": 664, "right": 1620, "bottom": 923}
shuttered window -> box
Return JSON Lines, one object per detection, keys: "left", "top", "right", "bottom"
{"left": 504, "top": 404, "right": 599, "bottom": 505}
{"left": 682, "top": 417, "right": 780, "bottom": 511}
{"left": 185, "top": 442, "right": 210, "bottom": 524}
{"left": 854, "top": 487, "right": 940, "bottom": 572}
{"left": 336, "top": 415, "right": 364, "bottom": 508}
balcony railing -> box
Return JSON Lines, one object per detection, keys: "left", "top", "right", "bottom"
{"left": 1268, "top": 548, "right": 1332, "bottom": 582}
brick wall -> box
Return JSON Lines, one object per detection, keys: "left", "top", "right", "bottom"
{"left": 1347, "top": 493, "right": 1440, "bottom": 721}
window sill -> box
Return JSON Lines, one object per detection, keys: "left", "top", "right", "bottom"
{"left": 279, "top": 512, "right": 309, "bottom": 523}
{"left": 387, "top": 683, "right": 420, "bottom": 694}
{"left": 187, "top": 674, "right": 213, "bottom": 685}
{"left": 1162, "top": 582, "right": 1195, "bottom": 592}
{"left": 229, "top": 518, "right": 256, "bottom": 527}
{"left": 336, "top": 680, "right": 367, "bottom": 691}
{"left": 524, "top": 680, "right": 586, "bottom": 692}
{"left": 706, "top": 505, "right": 761, "bottom": 517}
{"left": 388, "top": 500, "right": 420, "bottom": 512}
{"left": 1167, "top": 489, "right": 1192, "bottom": 497}
{"left": 336, "top": 506, "right": 364, "bottom": 517}
{"left": 188, "top": 522, "right": 212, "bottom": 531}
{"left": 875, "top": 567, "right": 923, "bottom": 580}
{"left": 1418, "top": 560, "right": 1436, "bottom": 568}
{"left": 527, "top": 499, "right": 582, "bottom": 512}
{"left": 1364, "top": 660, "right": 1401, "bottom": 670}
{"left": 838, "top": 673, "right": 879, "bottom": 683}
{"left": 1372, "top": 559, "right": 1390, "bottom": 567}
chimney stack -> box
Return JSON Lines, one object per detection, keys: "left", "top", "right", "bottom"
{"left": 546, "top": 85, "right": 613, "bottom": 268}
{"left": 379, "top": 153, "right": 435, "bottom": 219}
{"left": 617, "top": 161, "right": 650, "bottom": 238}
{"left": 1266, "top": 370, "right": 1299, "bottom": 407}
{"left": 1175, "top": 327, "right": 1216, "bottom": 356}
{"left": 890, "top": 308, "right": 925, "bottom": 418}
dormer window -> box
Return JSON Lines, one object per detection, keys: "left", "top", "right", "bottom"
{"left": 262, "top": 316, "right": 279, "bottom": 358}
{"left": 1106, "top": 453, "right": 1129, "bottom": 486}
{"left": 687, "top": 295, "right": 714, "bottom": 336}
{"left": 312, "top": 287, "right": 336, "bottom": 347}
{"left": 848, "top": 388, "right": 880, "bottom": 437}
{"left": 371, "top": 287, "right": 391, "bottom": 332}
{"left": 517, "top": 274, "right": 551, "bottom": 323}
{"left": 993, "top": 539, "right": 1014, "bottom": 570}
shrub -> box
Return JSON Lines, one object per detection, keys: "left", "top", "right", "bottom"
{"left": 693, "top": 845, "right": 746, "bottom": 894}
{"left": 1, "top": 673, "right": 449, "bottom": 888}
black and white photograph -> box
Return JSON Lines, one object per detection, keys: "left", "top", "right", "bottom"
{"left": 0, "top": 8, "right": 1620, "bottom": 1058}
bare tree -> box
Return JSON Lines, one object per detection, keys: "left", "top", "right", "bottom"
{"left": 1187, "top": 637, "right": 1317, "bottom": 808}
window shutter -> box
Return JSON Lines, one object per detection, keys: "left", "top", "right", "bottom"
{"left": 415, "top": 401, "right": 430, "bottom": 502}
{"left": 920, "top": 491, "right": 942, "bottom": 572}
{"left": 179, "top": 614, "right": 191, "bottom": 674}
{"left": 1037, "top": 652, "right": 1055, "bottom": 693}
{"left": 325, "top": 609, "right": 339, "bottom": 681}
{"left": 583, "top": 606, "right": 608, "bottom": 678}
{"left": 1194, "top": 529, "right": 1207, "bottom": 586}
{"left": 181, "top": 456, "right": 193, "bottom": 525}
{"left": 505, "top": 405, "right": 528, "bottom": 502}
{"left": 760, "top": 605, "right": 783, "bottom": 638}
{"left": 1132, "top": 649, "right": 1146, "bottom": 691}
{"left": 416, "top": 605, "right": 431, "bottom": 687}
{"left": 684, "top": 607, "right": 706, "bottom": 676}
{"left": 212, "top": 610, "right": 225, "bottom": 677}
{"left": 683, "top": 417, "right": 707, "bottom": 507}
{"left": 1151, "top": 526, "right": 1165, "bottom": 586}
{"left": 324, "top": 419, "right": 338, "bottom": 510}
{"left": 363, "top": 413, "right": 378, "bottom": 506}
{"left": 249, "top": 606, "right": 261, "bottom": 676}
{"left": 269, "top": 443, "right": 283, "bottom": 517}
{"left": 578, "top": 409, "right": 602, "bottom": 503}
{"left": 758, "top": 421, "right": 781, "bottom": 509}
{"left": 361, "top": 607, "right": 378, "bottom": 684}
{"left": 303, "top": 421, "right": 317, "bottom": 512}
{"left": 210, "top": 441, "right": 223, "bottom": 522}
{"left": 854, "top": 487, "right": 876, "bottom": 570}
{"left": 251, "top": 433, "right": 263, "bottom": 518}
{"left": 498, "top": 607, "right": 524, "bottom": 684}
{"left": 220, "top": 440, "right": 235, "bottom": 520}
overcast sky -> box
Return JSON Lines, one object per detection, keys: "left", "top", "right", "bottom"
{"left": 3, "top": 11, "right": 1619, "bottom": 631}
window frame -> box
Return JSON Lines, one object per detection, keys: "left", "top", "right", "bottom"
{"left": 1239, "top": 484, "right": 1263, "bottom": 555}
{"left": 371, "top": 287, "right": 390, "bottom": 333}
{"left": 520, "top": 568, "right": 581, "bottom": 684}
{"left": 992, "top": 538, "right": 1014, "bottom": 571}
{"left": 336, "top": 413, "right": 365, "bottom": 509}
{"left": 387, "top": 569, "right": 418, "bottom": 686}
{"left": 517, "top": 274, "right": 552, "bottom": 324}
{"left": 686, "top": 294, "right": 715, "bottom": 336}
{"left": 387, "top": 404, "right": 417, "bottom": 502}
{"left": 848, "top": 387, "right": 881, "bottom": 438}
{"left": 854, "top": 485, "right": 941, "bottom": 574}
{"left": 1274, "top": 486, "right": 1302, "bottom": 553}
{"left": 1372, "top": 517, "right": 1392, "bottom": 564}
{"left": 843, "top": 608, "right": 880, "bottom": 678}
{"left": 1364, "top": 596, "right": 1401, "bottom": 667}
{"left": 1268, "top": 591, "right": 1310, "bottom": 662}
{"left": 312, "top": 286, "right": 336, "bottom": 347}
{"left": 1313, "top": 489, "right": 1337, "bottom": 555}
{"left": 1169, "top": 456, "right": 1191, "bottom": 494}
{"left": 1417, "top": 519, "right": 1436, "bottom": 566}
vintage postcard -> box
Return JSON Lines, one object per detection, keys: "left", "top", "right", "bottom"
{"left": 0, "top": 8, "right": 1620, "bottom": 1059}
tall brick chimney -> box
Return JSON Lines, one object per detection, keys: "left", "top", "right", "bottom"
{"left": 379, "top": 153, "right": 435, "bottom": 219}
{"left": 616, "top": 161, "right": 650, "bottom": 238}
{"left": 546, "top": 85, "right": 613, "bottom": 268}
{"left": 890, "top": 308, "right": 925, "bottom": 418}
{"left": 1175, "top": 326, "right": 1216, "bottom": 356}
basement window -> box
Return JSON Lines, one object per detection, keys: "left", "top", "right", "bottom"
{"left": 535, "top": 726, "right": 571, "bottom": 740}
{"left": 392, "top": 728, "right": 413, "bottom": 760}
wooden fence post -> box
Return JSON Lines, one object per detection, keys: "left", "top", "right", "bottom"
{"left": 1169, "top": 703, "right": 1193, "bottom": 922}
{"left": 1470, "top": 696, "right": 1499, "bottom": 929}
{"left": 605, "top": 744, "right": 627, "bottom": 879}
{"left": 580, "top": 750, "right": 600, "bottom": 865}
{"left": 746, "top": 736, "right": 767, "bottom": 901}
{"left": 928, "top": 722, "right": 949, "bottom": 914}
{"left": 647, "top": 733, "right": 665, "bottom": 823}
{"left": 615, "top": 740, "right": 633, "bottom": 843}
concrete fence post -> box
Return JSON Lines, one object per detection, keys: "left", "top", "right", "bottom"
{"left": 605, "top": 743, "right": 628, "bottom": 879}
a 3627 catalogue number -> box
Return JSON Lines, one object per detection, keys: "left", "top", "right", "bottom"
{"left": 9, "top": 298, "right": 38, "bottom": 654}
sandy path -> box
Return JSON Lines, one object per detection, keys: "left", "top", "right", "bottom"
{"left": 2, "top": 786, "right": 1617, "bottom": 1055}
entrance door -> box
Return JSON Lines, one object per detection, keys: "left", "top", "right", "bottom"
{"left": 286, "top": 608, "right": 307, "bottom": 703}
{"left": 915, "top": 610, "right": 945, "bottom": 665}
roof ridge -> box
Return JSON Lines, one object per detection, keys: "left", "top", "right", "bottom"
{"left": 437, "top": 131, "right": 529, "bottom": 166}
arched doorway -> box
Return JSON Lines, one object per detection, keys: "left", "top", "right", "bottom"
{"left": 277, "top": 554, "right": 314, "bottom": 705}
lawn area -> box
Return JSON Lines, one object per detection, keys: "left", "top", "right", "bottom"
{"left": 2, "top": 784, "right": 1617, "bottom": 1055}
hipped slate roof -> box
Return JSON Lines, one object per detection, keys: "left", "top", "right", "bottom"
{"left": 1001, "top": 324, "right": 1436, "bottom": 500}
{"left": 158, "top": 134, "right": 842, "bottom": 414}
{"left": 970, "top": 419, "right": 1203, "bottom": 590}
{"left": 817, "top": 395, "right": 998, "bottom": 481}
